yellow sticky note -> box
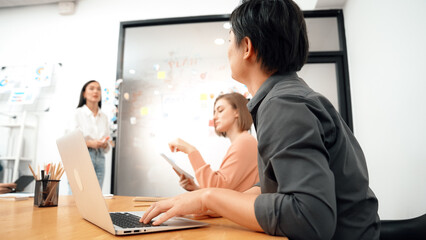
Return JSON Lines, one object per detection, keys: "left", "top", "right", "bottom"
{"left": 140, "top": 107, "right": 149, "bottom": 116}
{"left": 157, "top": 71, "right": 166, "bottom": 79}
{"left": 200, "top": 93, "right": 207, "bottom": 101}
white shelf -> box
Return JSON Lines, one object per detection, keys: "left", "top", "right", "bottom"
{"left": 0, "top": 111, "right": 38, "bottom": 182}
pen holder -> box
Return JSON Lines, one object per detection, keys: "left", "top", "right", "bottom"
{"left": 34, "top": 180, "right": 60, "bottom": 207}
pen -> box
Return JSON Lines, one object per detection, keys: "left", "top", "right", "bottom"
{"left": 134, "top": 204, "right": 152, "bottom": 207}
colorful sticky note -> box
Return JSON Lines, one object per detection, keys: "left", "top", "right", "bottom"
{"left": 140, "top": 107, "right": 149, "bottom": 116}
{"left": 123, "top": 92, "right": 129, "bottom": 100}
{"left": 200, "top": 93, "right": 207, "bottom": 101}
{"left": 157, "top": 71, "right": 166, "bottom": 79}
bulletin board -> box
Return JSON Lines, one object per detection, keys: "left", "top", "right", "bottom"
{"left": 0, "top": 63, "right": 60, "bottom": 113}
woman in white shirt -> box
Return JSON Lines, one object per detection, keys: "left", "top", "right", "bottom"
{"left": 73, "top": 80, "right": 110, "bottom": 188}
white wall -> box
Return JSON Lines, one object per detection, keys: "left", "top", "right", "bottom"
{"left": 0, "top": 0, "right": 240, "bottom": 194}
{"left": 344, "top": 0, "right": 426, "bottom": 219}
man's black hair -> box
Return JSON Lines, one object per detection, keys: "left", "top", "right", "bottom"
{"left": 230, "top": 0, "right": 309, "bottom": 74}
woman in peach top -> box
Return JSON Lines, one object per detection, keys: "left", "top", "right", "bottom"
{"left": 169, "top": 92, "right": 259, "bottom": 192}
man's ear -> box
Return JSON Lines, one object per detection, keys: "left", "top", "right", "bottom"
{"left": 242, "top": 36, "right": 255, "bottom": 60}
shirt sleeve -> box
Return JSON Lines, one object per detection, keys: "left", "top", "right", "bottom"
{"left": 254, "top": 96, "right": 336, "bottom": 240}
{"left": 188, "top": 135, "right": 258, "bottom": 191}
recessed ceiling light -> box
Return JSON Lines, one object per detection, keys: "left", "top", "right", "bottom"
{"left": 223, "top": 22, "right": 231, "bottom": 29}
{"left": 129, "top": 69, "right": 136, "bottom": 74}
{"left": 214, "top": 38, "right": 225, "bottom": 45}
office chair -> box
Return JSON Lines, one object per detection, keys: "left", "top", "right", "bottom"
{"left": 380, "top": 213, "right": 426, "bottom": 240}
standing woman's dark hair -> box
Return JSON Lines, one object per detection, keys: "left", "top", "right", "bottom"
{"left": 230, "top": 0, "right": 309, "bottom": 74}
{"left": 77, "top": 80, "right": 102, "bottom": 108}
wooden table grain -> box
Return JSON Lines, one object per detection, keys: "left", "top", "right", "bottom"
{"left": 0, "top": 195, "right": 286, "bottom": 240}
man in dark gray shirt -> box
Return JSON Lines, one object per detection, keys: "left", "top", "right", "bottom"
{"left": 248, "top": 72, "right": 380, "bottom": 239}
{"left": 234, "top": 0, "right": 380, "bottom": 239}
{"left": 141, "top": 1, "right": 380, "bottom": 239}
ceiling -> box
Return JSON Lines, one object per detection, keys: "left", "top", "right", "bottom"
{"left": 0, "top": 0, "right": 347, "bottom": 9}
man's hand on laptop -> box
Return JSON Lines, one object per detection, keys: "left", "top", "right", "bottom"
{"left": 140, "top": 190, "right": 208, "bottom": 225}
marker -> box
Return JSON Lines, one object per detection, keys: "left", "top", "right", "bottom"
{"left": 46, "top": 163, "right": 51, "bottom": 175}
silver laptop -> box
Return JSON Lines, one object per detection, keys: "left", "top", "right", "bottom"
{"left": 56, "top": 129, "right": 208, "bottom": 235}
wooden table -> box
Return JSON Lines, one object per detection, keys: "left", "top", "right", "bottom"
{"left": 0, "top": 195, "right": 286, "bottom": 239}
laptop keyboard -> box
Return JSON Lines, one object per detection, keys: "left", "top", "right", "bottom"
{"left": 110, "top": 212, "right": 165, "bottom": 229}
